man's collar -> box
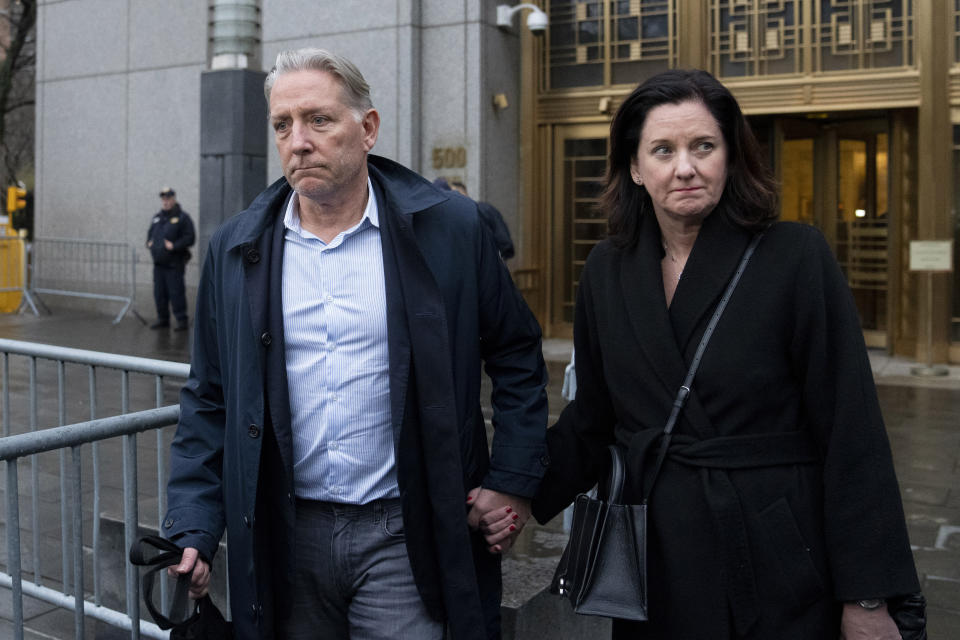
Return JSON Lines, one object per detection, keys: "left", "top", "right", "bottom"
{"left": 282, "top": 178, "right": 379, "bottom": 239}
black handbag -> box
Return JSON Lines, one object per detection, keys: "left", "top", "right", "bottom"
{"left": 550, "top": 233, "right": 764, "bottom": 620}
{"left": 129, "top": 535, "right": 234, "bottom": 640}
{"left": 550, "top": 444, "right": 648, "bottom": 620}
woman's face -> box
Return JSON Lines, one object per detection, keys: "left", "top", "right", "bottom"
{"left": 630, "top": 100, "right": 728, "bottom": 228}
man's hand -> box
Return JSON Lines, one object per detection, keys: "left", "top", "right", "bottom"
{"left": 840, "top": 602, "right": 901, "bottom": 640}
{"left": 164, "top": 239, "right": 174, "bottom": 251}
{"left": 466, "top": 487, "right": 531, "bottom": 555}
{"left": 167, "top": 547, "right": 211, "bottom": 600}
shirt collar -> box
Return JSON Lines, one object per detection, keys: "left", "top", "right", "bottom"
{"left": 283, "top": 178, "right": 379, "bottom": 239}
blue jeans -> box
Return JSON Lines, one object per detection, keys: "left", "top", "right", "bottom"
{"left": 278, "top": 498, "right": 444, "bottom": 639}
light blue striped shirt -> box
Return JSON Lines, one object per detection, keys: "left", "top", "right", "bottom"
{"left": 281, "top": 180, "right": 397, "bottom": 503}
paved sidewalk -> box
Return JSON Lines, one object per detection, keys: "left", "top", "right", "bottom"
{"left": 0, "top": 310, "right": 958, "bottom": 638}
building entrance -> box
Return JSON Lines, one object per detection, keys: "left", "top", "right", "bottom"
{"left": 773, "top": 115, "right": 891, "bottom": 348}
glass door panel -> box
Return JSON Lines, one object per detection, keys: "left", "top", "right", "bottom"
{"left": 835, "top": 134, "right": 889, "bottom": 348}
{"left": 780, "top": 138, "right": 815, "bottom": 224}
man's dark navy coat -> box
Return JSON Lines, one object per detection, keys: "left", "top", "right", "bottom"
{"left": 164, "top": 156, "right": 549, "bottom": 640}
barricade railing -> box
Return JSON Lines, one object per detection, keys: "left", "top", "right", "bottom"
{"left": 0, "top": 339, "right": 190, "bottom": 640}
{"left": 28, "top": 238, "right": 146, "bottom": 324}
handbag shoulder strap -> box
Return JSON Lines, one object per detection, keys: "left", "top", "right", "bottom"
{"left": 643, "top": 231, "right": 764, "bottom": 502}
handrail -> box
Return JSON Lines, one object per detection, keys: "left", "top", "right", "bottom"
{"left": 0, "top": 405, "right": 179, "bottom": 460}
{"left": 0, "top": 338, "right": 190, "bottom": 377}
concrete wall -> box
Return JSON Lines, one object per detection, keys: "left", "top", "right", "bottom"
{"left": 35, "top": 0, "right": 526, "bottom": 298}
{"left": 36, "top": 0, "right": 208, "bottom": 291}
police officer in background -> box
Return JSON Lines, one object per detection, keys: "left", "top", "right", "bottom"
{"left": 146, "top": 187, "right": 195, "bottom": 330}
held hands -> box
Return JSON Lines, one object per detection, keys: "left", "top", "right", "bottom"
{"left": 840, "top": 602, "right": 901, "bottom": 640}
{"left": 167, "top": 547, "right": 211, "bottom": 600}
{"left": 466, "top": 487, "right": 531, "bottom": 555}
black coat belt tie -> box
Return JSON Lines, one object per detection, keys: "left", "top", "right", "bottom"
{"left": 626, "top": 429, "right": 821, "bottom": 637}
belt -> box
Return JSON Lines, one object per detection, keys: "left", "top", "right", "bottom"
{"left": 630, "top": 429, "right": 821, "bottom": 636}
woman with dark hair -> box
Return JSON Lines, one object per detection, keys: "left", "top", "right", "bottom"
{"left": 531, "top": 69, "right": 921, "bottom": 639}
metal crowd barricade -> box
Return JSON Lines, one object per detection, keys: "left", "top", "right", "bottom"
{"left": 28, "top": 238, "right": 146, "bottom": 324}
{"left": 0, "top": 339, "right": 191, "bottom": 639}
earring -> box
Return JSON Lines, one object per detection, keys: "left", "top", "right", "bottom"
{"left": 633, "top": 175, "right": 642, "bottom": 186}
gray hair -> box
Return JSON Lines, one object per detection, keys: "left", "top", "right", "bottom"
{"left": 264, "top": 48, "right": 373, "bottom": 115}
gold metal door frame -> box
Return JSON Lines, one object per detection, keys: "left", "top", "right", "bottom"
{"left": 549, "top": 122, "right": 611, "bottom": 338}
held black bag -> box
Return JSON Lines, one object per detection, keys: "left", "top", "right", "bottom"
{"left": 550, "top": 232, "right": 764, "bottom": 620}
{"left": 550, "top": 445, "right": 648, "bottom": 620}
{"left": 129, "top": 535, "right": 233, "bottom": 640}
{"left": 890, "top": 592, "right": 927, "bottom": 640}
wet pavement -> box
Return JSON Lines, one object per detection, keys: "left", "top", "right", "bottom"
{"left": 0, "top": 307, "right": 958, "bottom": 638}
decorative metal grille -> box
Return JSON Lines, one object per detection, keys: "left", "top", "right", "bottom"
{"left": 710, "top": 0, "right": 803, "bottom": 77}
{"left": 560, "top": 137, "right": 608, "bottom": 323}
{"left": 707, "top": 0, "right": 913, "bottom": 78}
{"left": 814, "top": 0, "right": 913, "bottom": 72}
{"left": 546, "top": 0, "right": 677, "bottom": 89}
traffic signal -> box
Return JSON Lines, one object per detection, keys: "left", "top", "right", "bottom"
{"left": 6, "top": 185, "right": 26, "bottom": 214}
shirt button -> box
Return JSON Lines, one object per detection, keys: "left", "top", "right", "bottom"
{"left": 326, "top": 294, "right": 333, "bottom": 304}
{"left": 243, "top": 515, "right": 251, "bottom": 527}
{"left": 331, "top": 393, "right": 338, "bottom": 402}
{"left": 260, "top": 332, "right": 272, "bottom": 346}
{"left": 248, "top": 424, "right": 260, "bottom": 438}
{"left": 329, "top": 441, "right": 338, "bottom": 451}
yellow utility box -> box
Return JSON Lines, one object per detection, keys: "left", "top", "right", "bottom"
{"left": 0, "top": 185, "right": 27, "bottom": 312}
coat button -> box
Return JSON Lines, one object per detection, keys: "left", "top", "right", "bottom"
{"left": 539, "top": 453, "right": 551, "bottom": 467}
{"left": 245, "top": 248, "right": 261, "bottom": 264}
{"left": 260, "top": 332, "right": 272, "bottom": 346}
{"left": 163, "top": 518, "right": 174, "bottom": 529}
{"left": 250, "top": 603, "right": 258, "bottom": 619}
{"left": 243, "top": 514, "right": 251, "bottom": 527}
{"left": 248, "top": 424, "right": 260, "bottom": 438}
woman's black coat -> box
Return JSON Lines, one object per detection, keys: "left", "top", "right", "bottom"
{"left": 533, "top": 210, "right": 920, "bottom": 639}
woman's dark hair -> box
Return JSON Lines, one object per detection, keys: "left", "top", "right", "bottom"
{"left": 603, "top": 69, "right": 778, "bottom": 248}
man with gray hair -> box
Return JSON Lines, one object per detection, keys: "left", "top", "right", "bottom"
{"left": 163, "top": 48, "right": 548, "bottom": 640}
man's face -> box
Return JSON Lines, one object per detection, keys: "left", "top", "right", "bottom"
{"left": 269, "top": 70, "right": 379, "bottom": 203}
{"left": 160, "top": 195, "right": 176, "bottom": 211}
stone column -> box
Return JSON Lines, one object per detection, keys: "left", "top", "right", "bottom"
{"left": 198, "top": 0, "right": 267, "bottom": 263}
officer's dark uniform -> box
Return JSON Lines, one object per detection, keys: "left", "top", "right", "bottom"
{"left": 146, "top": 190, "right": 195, "bottom": 329}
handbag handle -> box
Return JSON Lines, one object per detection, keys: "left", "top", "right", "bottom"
{"left": 597, "top": 445, "right": 626, "bottom": 505}
{"left": 643, "top": 232, "right": 764, "bottom": 503}
{"left": 129, "top": 535, "right": 199, "bottom": 631}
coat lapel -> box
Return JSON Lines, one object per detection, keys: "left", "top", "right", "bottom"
{"left": 372, "top": 171, "right": 488, "bottom": 636}
{"left": 621, "top": 212, "right": 688, "bottom": 400}
{"left": 669, "top": 211, "right": 752, "bottom": 438}
{"left": 669, "top": 211, "right": 751, "bottom": 355}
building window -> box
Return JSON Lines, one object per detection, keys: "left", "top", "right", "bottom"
{"left": 955, "top": 0, "right": 960, "bottom": 64}
{"left": 953, "top": 125, "right": 960, "bottom": 342}
{"left": 546, "top": 0, "right": 678, "bottom": 90}
{"left": 710, "top": 0, "right": 914, "bottom": 78}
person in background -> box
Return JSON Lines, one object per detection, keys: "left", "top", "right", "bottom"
{"left": 433, "top": 177, "right": 515, "bottom": 260}
{"left": 163, "top": 48, "right": 548, "bottom": 640}
{"left": 532, "top": 69, "right": 921, "bottom": 639}
{"left": 146, "top": 187, "right": 194, "bottom": 330}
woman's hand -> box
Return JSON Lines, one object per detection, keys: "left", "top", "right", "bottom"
{"left": 840, "top": 602, "right": 901, "bottom": 640}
